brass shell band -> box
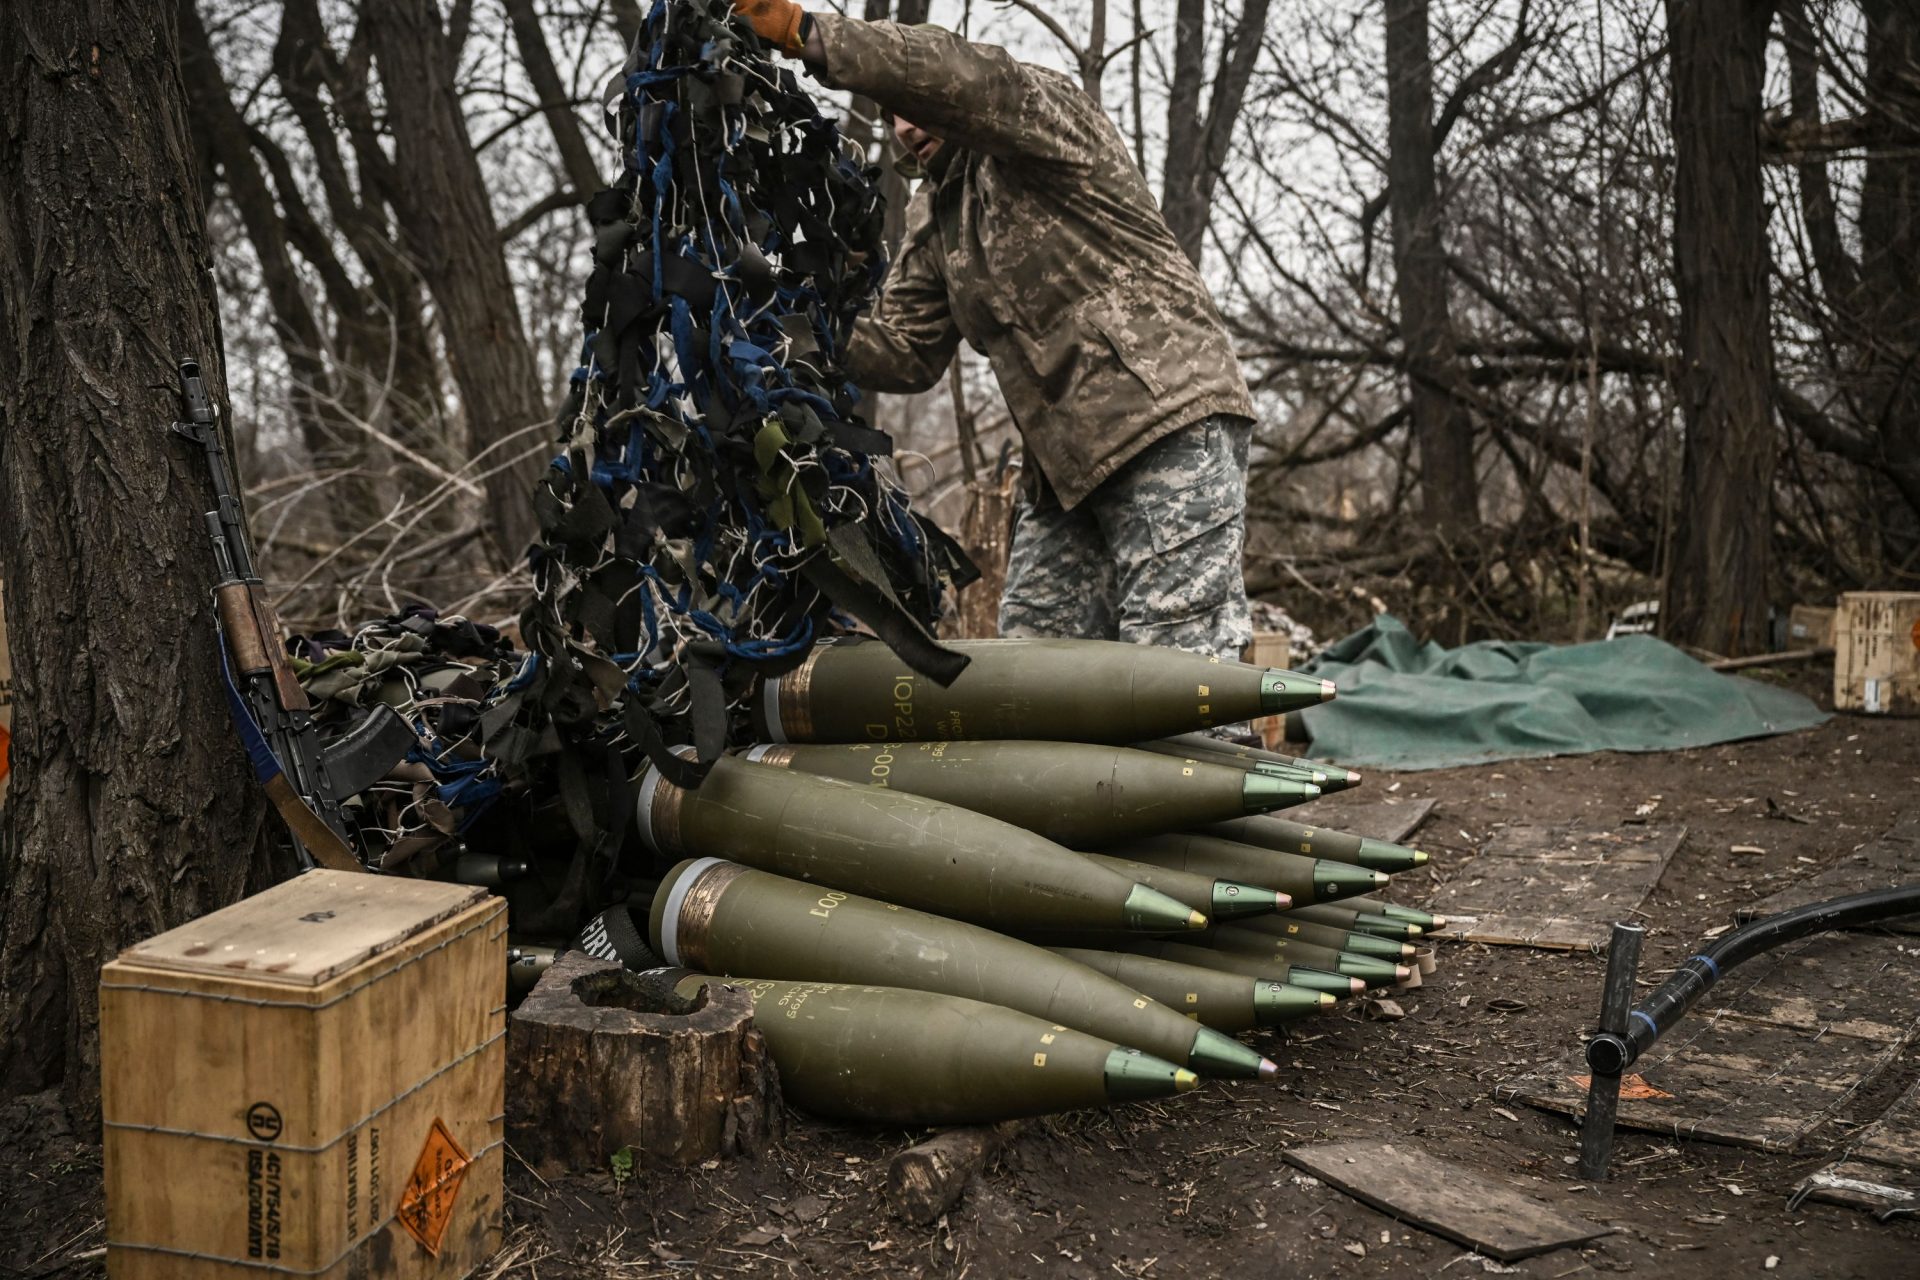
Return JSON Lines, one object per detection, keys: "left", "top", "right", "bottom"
{"left": 756, "top": 745, "right": 795, "bottom": 768}
{"left": 675, "top": 860, "right": 747, "bottom": 971}
{"left": 778, "top": 648, "right": 819, "bottom": 741}
{"left": 652, "top": 773, "right": 687, "bottom": 855}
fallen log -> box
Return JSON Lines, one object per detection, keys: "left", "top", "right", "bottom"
{"left": 885, "top": 1121, "right": 1026, "bottom": 1224}
{"left": 1708, "top": 645, "right": 1833, "bottom": 672}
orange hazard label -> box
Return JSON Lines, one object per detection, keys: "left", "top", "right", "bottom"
{"left": 1570, "top": 1072, "right": 1673, "bottom": 1100}
{"left": 397, "top": 1118, "right": 471, "bottom": 1257}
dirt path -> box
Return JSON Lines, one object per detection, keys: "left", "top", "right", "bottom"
{"left": 7, "top": 681, "right": 1918, "bottom": 1279}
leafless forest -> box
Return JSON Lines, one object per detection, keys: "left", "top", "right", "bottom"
{"left": 185, "top": 0, "right": 1917, "bottom": 653}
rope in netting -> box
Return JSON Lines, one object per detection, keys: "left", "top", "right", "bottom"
{"left": 294, "top": 0, "right": 975, "bottom": 924}
{"left": 511, "top": 0, "right": 972, "bottom": 793}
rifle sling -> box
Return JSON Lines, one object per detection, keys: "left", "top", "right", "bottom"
{"left": 263, "top": 774, "right": 363, "bottom": 874}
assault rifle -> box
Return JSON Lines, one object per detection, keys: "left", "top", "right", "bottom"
{"left": 171, "top": 360, "right": 416, "bottom": 872}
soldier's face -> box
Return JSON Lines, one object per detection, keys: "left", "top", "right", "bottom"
{"left": 892, "top": 116, "right": 944, "bottom": 165}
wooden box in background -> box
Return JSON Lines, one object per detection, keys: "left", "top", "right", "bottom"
{"left": 102, "top": 871, "right": 506, "bottom": 1278}
{"left": 1834, "top": 591, "right": 1920, "bottom": 716}
{"left": 1244, "top": 630, "right": 1300, "bottom": 750}
{"left": 1787, "top": 603, "right": 1836, "bottom": 649}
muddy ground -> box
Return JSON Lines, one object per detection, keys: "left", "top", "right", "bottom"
{"left": 6, "top": 669, "right": 1918, "bottom": 1279}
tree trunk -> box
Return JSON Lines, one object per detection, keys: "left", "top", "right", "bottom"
{"left": 178, "top": 1, "right": 343, "bottom": 480}
{"left": 366, "top": 0, "right": 549, "bottom": 561}
{"left": 1161, "top": 0, "right": 1272, "bottom": 264}
{"left": 1662, "top": 0, "right": 1777, "bottom": 655}
{"left": 0, "top": 0, "right": 274, "bottom": 1123}
{"left": 1852, "top": 0, "right": 1920, "bottom": 537}
{"left": 507, "top": 954, "right": 782, "bottom": 1169}
{"left": 1385, "top": 0, "right": 1479, "bottom": 535}
{"left": 503, "top": 0, "right": 606, "bottom": 203}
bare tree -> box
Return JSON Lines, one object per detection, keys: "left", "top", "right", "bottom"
{"left": 366, "top": 0, "right": 554, "bottom": 559}
{"left": 0, "top": 0, "right": 273, "bottom": 1119}
{"left": 1661, "top": 0, "right": 1777, "bottom": 655}
{"left": 1161, "top": 0, "right": 1272, "bottom": 263}
{"left": 1384, "top": 0, "right": 1480, "bottom": 534}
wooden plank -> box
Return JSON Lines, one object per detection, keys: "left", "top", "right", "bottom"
{"left": 119, "top": 869, "right": 486, "bottom": 987}
{"left": 1792, "top": 1075, "right": 1920, "bottom": 1217}
{"left": 1853, "top": 1075, "right": 1920, "bottom": 1170}
{"left": 1430, "top": 823, "right": 1686, "bottom": 950}
{"left": 1283, "top": 1139, "right": 1612, "bottom": 1262}
{"left": 1738, "top": 812, "right": 1920, "bottom": 937}
{"left": 1501, "top": 933, "right": 1920, "bottom": 1154}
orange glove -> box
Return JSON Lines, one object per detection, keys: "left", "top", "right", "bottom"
{"left": 733, "top": 0, "right": 808, "bottom": 54}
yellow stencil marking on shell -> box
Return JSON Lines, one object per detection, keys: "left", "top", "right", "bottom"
{"left": 1132, "top": 997, "right": 1149, "bottom": 1009}
{"left": 1033, "top": 1052, "right": 1048, "bottom": 1067}
{"left": 1040, "top": 1032, "right": 1056, "bottom": 1045}
{"left": 1198, "top": 684, "right": 1211, "bottom": 695}
{"left": 1185, "top": 993, "right": 1198, "bottom": 1004}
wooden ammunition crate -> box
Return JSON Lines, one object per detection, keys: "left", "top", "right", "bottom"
{"left": 1787, "top": 603, "right": 1836, "bottom": 650}
{"left": 101, "top": 871, "right": 506, "bottom": 1278}
{"left": 1245, "top": 630, "right": 1300, "bottom": 750}
{"left": 1835, "top": 592, "right": 1920, "bottom": 715}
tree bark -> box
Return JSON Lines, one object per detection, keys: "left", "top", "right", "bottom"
{"left": 0, "top": 0, "right": 274, "bottom": 1122}
{"left": 366, "top": 0, "right": 549, "bottom": 560}
{"left": 1661, "top": 0, "right": 1777, "bottom": 655}
{"left": 1385, "top": 0, "right": 1480, "bottom": 534}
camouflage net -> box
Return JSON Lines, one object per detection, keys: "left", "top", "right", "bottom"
{"left": 295, "top": 0, "right": 971, "bottom": 935}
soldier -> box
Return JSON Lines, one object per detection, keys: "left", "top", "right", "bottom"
{"left": 732, "top": 2, "right": 1258, "bottom": 665}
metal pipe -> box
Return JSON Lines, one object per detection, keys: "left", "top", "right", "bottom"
{"left": 1577, "top": 921, "right": 1644, "bottom": 1180}
{"left": 1587, "top": 885, "right": 1920, "bottom": 1080}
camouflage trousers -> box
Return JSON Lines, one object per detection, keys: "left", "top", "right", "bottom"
{"left": 1000, "top": 416, "right": 1254, "bottom": 663}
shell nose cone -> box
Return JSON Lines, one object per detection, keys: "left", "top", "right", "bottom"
{"left": 1212, "top": 882, "right": 1283, "bottom": 920}
{"left": 1188, "top": 1026, "right": 1269, "bottom": 1078}
{"left": 1319, "top": 679, "right": 1337, "bottom": 702}
{"left": 1256, "top": 1057, "right": 1279, "bottom": 1081}
{"left": 1123, "top": 883, "right": 1210, "bottom": 932}
{"left": 1173, "top": 1068, "right": 1200, "bottom": 1093}
{"left": 1255, "top": 981, "right": 1334, "bottom": 1025}
{"left": 1348, "top": 977, "right": 1366, "bottom": 995}
{"left": 1240, "top": 772, "right": 1322, "bottom": 814}
{"left": 1259, "top": 669, "right": 1332, "bottom": 715}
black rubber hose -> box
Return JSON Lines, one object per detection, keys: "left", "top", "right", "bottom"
{"left": 1586, "top": 884, "right": 1920, "bottom": 1076}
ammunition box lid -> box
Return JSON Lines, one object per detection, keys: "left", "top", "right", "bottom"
{"left": 113, "top": 870, "right": 487, "bottom": 988}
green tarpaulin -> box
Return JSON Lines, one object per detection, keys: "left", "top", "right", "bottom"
{"left": 1296, "top": 615, "right": 1829, "bottom": 771}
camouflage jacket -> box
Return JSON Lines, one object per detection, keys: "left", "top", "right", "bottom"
{"left": 814, "top": 17, "right": 1254, "bottom": 510}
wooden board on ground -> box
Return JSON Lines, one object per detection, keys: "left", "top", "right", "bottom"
{"left": 1284, "top": 795, "right": 1436, "bottom": 847}
{"left": 1738, "top": 812, "right": 1920, "bottom": 937}
{"left": 1794, "top": 1073, "right": 1920, "bottom": 1218}
{"left": 1426, "top": 823, "right": 1686, "bottom": 950}
{"left": 1500, "top": 932, "right": 1920, "bottom": 1154}
{"left": 1283, "top": 1139, "right": 1613, "bottom": 1261}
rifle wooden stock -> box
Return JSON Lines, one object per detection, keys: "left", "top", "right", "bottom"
{"left": 216, "top": 583, "right": 309, "bottom": 712}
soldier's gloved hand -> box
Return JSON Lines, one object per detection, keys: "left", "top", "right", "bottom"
{"left": 731, "top": 0, "right": 809, "bottom": 54}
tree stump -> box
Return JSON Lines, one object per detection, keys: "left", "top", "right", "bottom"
{"left": 507, "top": 953, "right": 781, "bottom": 1169}
{"left": 885, "top": 1121, "right": 1026, "bottom": 1224}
